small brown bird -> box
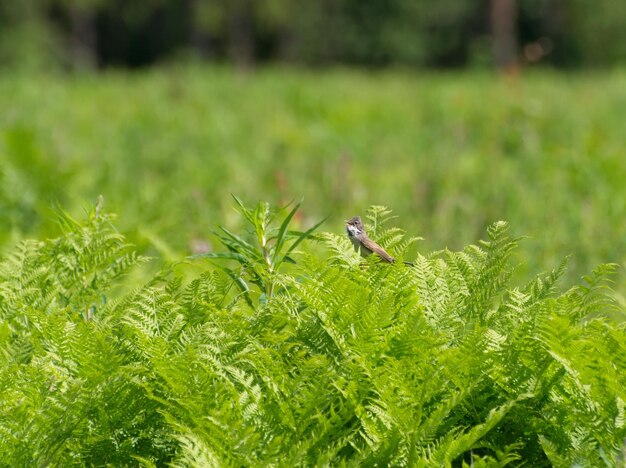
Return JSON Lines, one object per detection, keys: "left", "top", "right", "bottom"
{"left": 345, "top": 216, "right": 396, "bottom": 263}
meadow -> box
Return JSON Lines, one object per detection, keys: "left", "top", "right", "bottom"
{"left": 1, "top": 67, "right": 626, "bottom": 291}
{"left": 1, "top": 67, "right": 625, "bottom": 464}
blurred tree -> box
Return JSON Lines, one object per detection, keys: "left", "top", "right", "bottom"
{"left": 98, "top": 0, "right": 186, "bottom": 67}
{"left": 490, "top": 0, "right": 519, "bottom": 70}
{"left": 0, "top": 0, "right": 61, "bottom": 71}
{"left": 255, "top": 0, "right": 293, "bottom": 61}
{"left": 0, "top": 0, "right": 624, "bottom": 70}
{"left": 278, "top": 0, "right": 480, "bottom": 67}
{"left": 394, "top": 0, "right": 481, "bottom": 66}
{"left": 186, "top": 0, "right": 215, "bottom": 58}
{"left": 567, "top": 0, "right": 626, "bottom": 65}
{"left": 63, "top": 0, "right": 101, "bottom": 69}
{"left": 226, "top": 0, "right": 255, "bottom": 70}
{"left": 186, "top": 0, "right": 294, "bottom": 68}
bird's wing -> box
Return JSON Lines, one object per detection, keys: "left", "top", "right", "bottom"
{"left": 361, "top": 237, "right": 395, "bottom": 263}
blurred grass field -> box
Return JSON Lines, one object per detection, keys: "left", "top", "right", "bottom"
{"left": 1, "top": 67, "right": 625, "bottom": 293}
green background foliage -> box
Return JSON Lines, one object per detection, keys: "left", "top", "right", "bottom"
{"left": 1, "top": 68, "right": 625, "bottom": 295}
{"left": 1, "top": 0, "right": 625, "bottom": 70}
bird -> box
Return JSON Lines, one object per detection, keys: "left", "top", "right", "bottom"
{"left": 345, "top": 216, "right": 396, "bottom": 263}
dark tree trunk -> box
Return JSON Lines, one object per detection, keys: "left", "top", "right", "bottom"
{"left": 490, "top": 0, "right": 518, "bottom": 70}
{"left": 227, "top": 0, "right": 255, "bottom": 71}
{"left": 187, "top": 0, "right": 212, "bottom": 58}
{"left": 69, "top": 5, "right": 98, "bottom": 70}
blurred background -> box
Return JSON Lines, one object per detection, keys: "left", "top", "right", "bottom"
{"left": 1, "top": 0, "right": 626, "bottom": 70}
{"left": 1, "top": 0, "right": 625, "bottom": 295}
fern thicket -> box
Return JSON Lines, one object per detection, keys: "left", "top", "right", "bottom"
{"left": 0, "top": 202, "right": 624, "bottom": 466}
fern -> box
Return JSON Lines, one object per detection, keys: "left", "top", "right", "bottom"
{"left": 0, "top": 201, "right": 624, "bottom": 466}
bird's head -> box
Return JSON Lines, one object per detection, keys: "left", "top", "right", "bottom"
{"left": 345, "top": 216, "right": 366, "bottom": 239}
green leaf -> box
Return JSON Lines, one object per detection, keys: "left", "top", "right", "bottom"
{"left": 216, "top": 226, "right": 261, "bottom": 259}
{"left": 231, "top": 194, "right": 255, "bottom": 225}
{"left": 190, "top": 252, "right": 249, "bottom": 264}
{"left": 273, "top": 200, "right": 301, "bottom": 266}
{"left": 284, "top": 215, "right": 328, "bottom": 258}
